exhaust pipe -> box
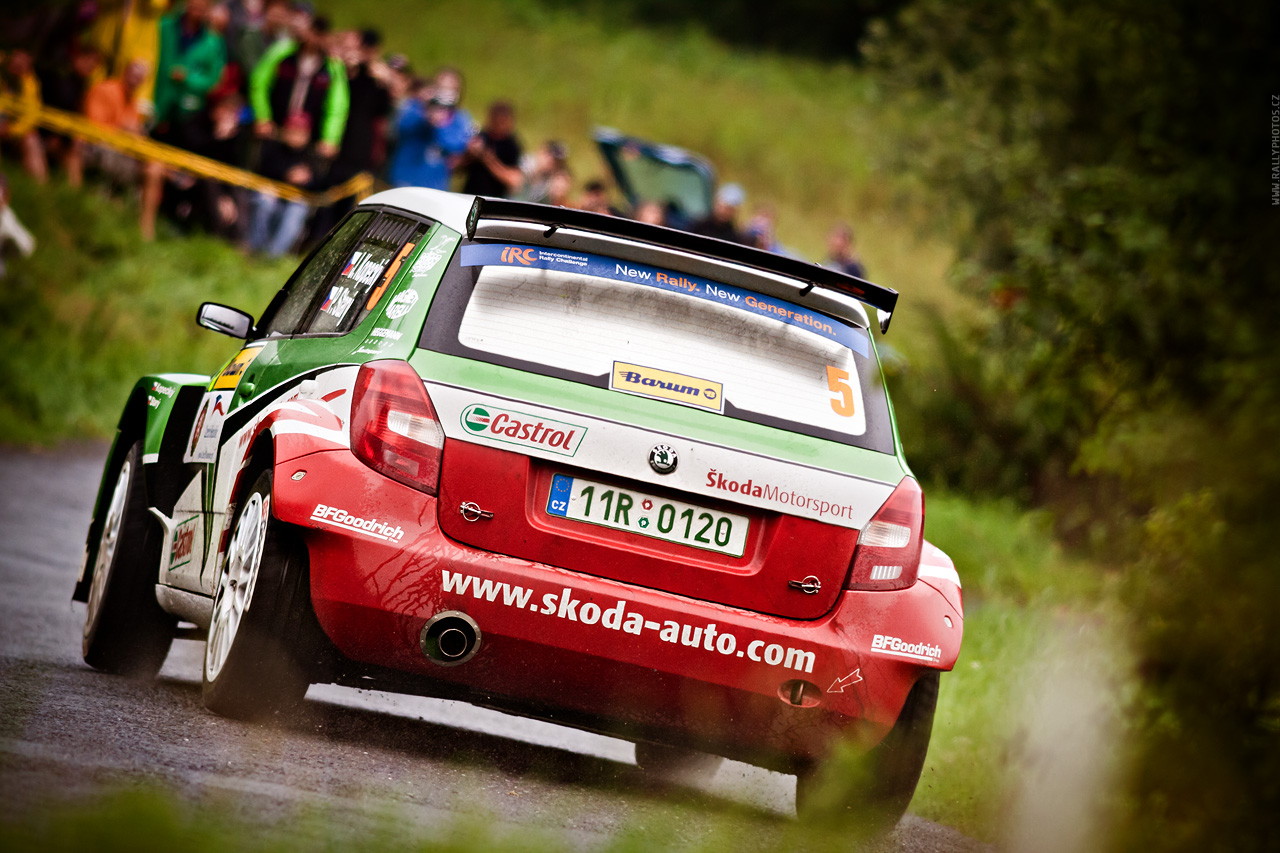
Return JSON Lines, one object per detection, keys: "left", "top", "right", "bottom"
{"left": 420, "top": 611, "right": 482, "bottom": 666}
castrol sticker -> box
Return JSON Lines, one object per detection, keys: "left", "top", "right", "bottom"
{"left": 460, "top": 404, "right": 585, "bottom": 456}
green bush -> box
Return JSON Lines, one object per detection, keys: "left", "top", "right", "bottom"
{"left": 0, "top": 176, "right": 294, "bottom": 443}
{"left": 864, "top": 1, "right": 1280, "bottom": 848}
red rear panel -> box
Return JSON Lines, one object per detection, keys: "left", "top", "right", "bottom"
{"left": 437, "top": 439, "right": 856, "bottom": 619}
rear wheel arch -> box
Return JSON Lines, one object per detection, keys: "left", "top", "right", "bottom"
{"left": 229, "top": 434, "right": 278, "bottom": 517}
{"left": 795, "top": 669, "right": 940, "bottom": 831}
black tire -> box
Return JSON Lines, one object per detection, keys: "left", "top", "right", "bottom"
{"left": 201, "top": 468, "right": 316, "bottom": 720}
{"left": 634, "top": 742, "right": 725, "bottom": 786}
{"left": 82, "top": 440, "right": 177, "bottom": 677}
{"left": 796, "top": 671, "right": 940, "bottom": 830}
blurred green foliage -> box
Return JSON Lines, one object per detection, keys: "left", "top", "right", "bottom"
{"left": 536, "top": 0, "right": 908, "bottom": 62}
{"left": 0, "top": 179, "right": 295, "bottom": 444}
{"left": 864, "top": 1, "right": 1280, "bottom": 849}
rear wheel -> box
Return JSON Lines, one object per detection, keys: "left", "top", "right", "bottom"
{"left": 202, "top": 468, "right": 315, "bottom": 720}
{"left": 796, "top": 671, "right": 939, "bottom": 830}
{"left": 82, "top": 440, "right": 177, "bottom": 677}
{"left": 634, "top": 742, "right": 724, "bottom": 786}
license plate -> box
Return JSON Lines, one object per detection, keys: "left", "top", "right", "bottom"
{"left": 546, "top": 474, "right": 749, "bottom": 557}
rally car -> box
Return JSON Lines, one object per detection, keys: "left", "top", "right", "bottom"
{"left": 75, "top": 189, "right": 962, "bottom": 824}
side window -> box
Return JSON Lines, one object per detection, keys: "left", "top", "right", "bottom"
{"left": 303, "top": 215, "right": 428, "bottom": 335}
{"left": 257, "top": 211, "right": 374, "bottom": 337}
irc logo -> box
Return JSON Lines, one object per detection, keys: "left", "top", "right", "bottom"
{"left": 501, "top": 247, "right": 537, "bottom": 265}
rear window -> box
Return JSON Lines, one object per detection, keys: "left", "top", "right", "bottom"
{"left": 420, "top": 241, "right": 894, "bottom": 454}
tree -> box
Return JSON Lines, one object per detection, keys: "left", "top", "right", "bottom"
{"left": 866, "top": 1, "right": 1280, "bottom": 848}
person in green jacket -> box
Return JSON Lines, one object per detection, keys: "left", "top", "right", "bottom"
{"left": 248, "top": 15, "right": 349, "bottom": 163}
{"left": 152, "top": 0, "right": 227, "bottom": 145}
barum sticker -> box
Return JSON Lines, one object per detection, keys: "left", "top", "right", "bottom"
{"left": 609, "top": 361, "right": 724, "bottom": 413}
{"left": 210, "top": 344, "right": 263, "bottom": 391}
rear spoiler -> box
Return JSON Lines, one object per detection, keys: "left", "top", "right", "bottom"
{"left": 465, "top": 196, "right": 899, "bottom": 333}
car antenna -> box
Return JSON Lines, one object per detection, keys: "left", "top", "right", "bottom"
{"left": 544, "top": 223, "right": 562, "bottom": 237}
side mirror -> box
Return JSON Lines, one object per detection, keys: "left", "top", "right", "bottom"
{"left": 196, "top": 302, "right": 255, "bottom": 339}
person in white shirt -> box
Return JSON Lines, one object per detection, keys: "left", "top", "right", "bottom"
{"left": 0, "top": 174, "right": 36, "bottom": 278}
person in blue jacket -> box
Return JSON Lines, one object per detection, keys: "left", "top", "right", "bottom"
{"left": 387, "top": 68, "right": 473, "bottom": 190}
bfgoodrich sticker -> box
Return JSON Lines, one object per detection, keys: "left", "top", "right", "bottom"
{"left": 870, "top": 633, "right": 942, "bottom": 663}
{"left": 461, "top": 404, "right": 586, "bottom": 456}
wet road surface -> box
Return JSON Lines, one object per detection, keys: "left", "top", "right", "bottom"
{"left": 0, "top": 444, "right": 987, "bottom": 851}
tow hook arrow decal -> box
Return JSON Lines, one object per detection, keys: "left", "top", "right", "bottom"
{"left": 828, "top": 669, "right": 863, "bottom": 693}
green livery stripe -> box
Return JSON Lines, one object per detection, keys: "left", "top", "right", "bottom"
{"left": 408, "top": 349, "right": 908, "bottom": 482}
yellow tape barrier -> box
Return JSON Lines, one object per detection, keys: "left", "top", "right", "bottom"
{"left": 0, "top": 94, "right": 374, "bottom": 205}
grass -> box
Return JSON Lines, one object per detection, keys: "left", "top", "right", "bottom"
{"left": 910, "top": 494, "right": 1121, "bottom": 838}
{"left": 0, "top": 176, "right": 294, "bottom": 444}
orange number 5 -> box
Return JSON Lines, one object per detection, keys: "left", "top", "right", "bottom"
{"left": 826, "top": 366, "right": 856, "bottom": 417}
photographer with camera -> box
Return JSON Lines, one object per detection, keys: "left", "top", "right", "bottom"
{"left": 386, "top": 66, "right": 474, "bottom": 191}
{"left": 459, "top": 99, "right": 522, "bottom": 199}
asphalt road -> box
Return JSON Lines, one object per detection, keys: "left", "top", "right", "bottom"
{"left": 0, "top": 444, "right": 988, "bottom": 852}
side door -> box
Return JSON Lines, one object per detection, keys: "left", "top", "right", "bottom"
{"left": 175, "top": 210, "right": 434, "bottom": 596}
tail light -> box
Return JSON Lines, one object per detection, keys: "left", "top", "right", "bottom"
{"left": 845, "top": 477, "right": 923, "bottom": 591}
{"left": 350, "top": 360, "right": 444, "bottom": 495}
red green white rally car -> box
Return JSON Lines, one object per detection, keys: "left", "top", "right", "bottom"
{"left": 74, "top": 189, "right": 962, "bottom": 823}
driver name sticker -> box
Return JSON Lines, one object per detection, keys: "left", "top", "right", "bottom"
{"left": 385, "top": 289, "right": 419, "bottom": 319}
{"left": 341, "top": 250, "right": 389, "bottom": 286}
{"left": 321, "top": 284, "right": 355, "bottom": 318}
{"left": 210, "top": 344, "right": 264, "bottom": 391}
{"left": 183, "top": 389, "right": 233, "bottom": 463}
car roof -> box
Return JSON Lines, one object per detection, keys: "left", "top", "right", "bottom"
{"left": 360, "top": 187, "right": 477, "bottom": 234}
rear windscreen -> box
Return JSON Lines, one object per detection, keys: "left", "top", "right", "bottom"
{"left": 420, "top": 241, "right": 894, "bottom": 454}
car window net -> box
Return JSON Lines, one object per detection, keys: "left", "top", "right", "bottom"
{"left": 259, "top": 211, "right": 373, "bottom": 337}
{"left": 306, "top": 215, "right": 426, "bottom": 335}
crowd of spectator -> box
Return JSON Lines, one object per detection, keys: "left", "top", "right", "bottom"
{"left": 0, "top": 0, "right": 868, "bottom": 278}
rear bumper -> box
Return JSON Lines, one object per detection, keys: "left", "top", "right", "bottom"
{"left": 273, "top": 449, "right": 962, "bottom": 769}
